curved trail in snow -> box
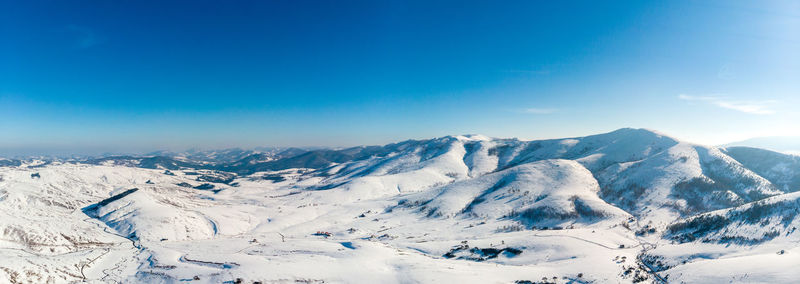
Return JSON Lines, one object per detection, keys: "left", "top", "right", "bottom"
{"left": 630, "top": 218, "right": 667, "bottom": 284}
{"left": 530, "top": 232, "right": 641, "bottom": 250}
{"left": 80, "top": 217, "right": 143, "bottom": 282}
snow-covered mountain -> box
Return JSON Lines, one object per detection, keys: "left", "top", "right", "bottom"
{"left": 1, "top": 128, "right": 798, "bottom": 283}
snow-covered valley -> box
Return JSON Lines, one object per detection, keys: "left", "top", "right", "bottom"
{"left": 1, "top": 128, "right": 799, "bottom": 283}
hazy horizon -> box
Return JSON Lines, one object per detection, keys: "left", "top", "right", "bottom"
{"left": 3, "top": 127, "right": 800, "bottom": 158}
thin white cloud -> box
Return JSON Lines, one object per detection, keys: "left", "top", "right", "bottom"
{"left": 678, "top": 94, "right": 776, "bottom": 115}
{"left": 714, "top": 101, "right": 776, "bottom": 115}
{"left": 522, "top": 108, "right": 557, "bottom": 114}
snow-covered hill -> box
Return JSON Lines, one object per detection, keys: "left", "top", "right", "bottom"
{"left": 405, "top": 159, "right": 631, "bottom": 228}
{"left": 1, "top": 128, "right": 799, "bottom": 283}
{"left": 723, "top": 146, "right": 800, "bottom": 192}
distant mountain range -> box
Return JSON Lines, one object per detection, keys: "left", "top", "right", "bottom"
{"left": 724, "top": 136, "right": 800, "bottom": 155}
{"left": 6, "top": 127, "right": 796, "bottom": 227}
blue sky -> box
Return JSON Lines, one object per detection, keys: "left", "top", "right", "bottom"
{"left": 1, "top": 0, "right": 799, "bottom": 154}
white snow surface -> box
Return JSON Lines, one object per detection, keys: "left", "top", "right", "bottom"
{"left": 0, "top": 129, "right": 799, "bottom": 283}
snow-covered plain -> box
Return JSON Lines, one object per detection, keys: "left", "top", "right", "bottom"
{"left": 1, "top": 128, "right": 798, "bottom": 283}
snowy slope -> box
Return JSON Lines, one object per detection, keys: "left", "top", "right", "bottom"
{"left": 665, "top": 191, "right": 800, "bottom": 244}
{"left": 301, "top": 128, "right": 782, "bottom": 223}
{"left": 724, "top": 146, "right": 800, "bottom": 192}
{"left": 2, "top": 128, "right": 800, "bottom": 283}
{"left": 83, "top": 187, "right": 217, "bottom": 242}
{"left": 406, "top": 159, "right": 631, "bottom": 228}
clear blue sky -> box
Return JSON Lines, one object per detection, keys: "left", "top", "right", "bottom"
{"left": 1, "top": 0, "right": 799, "bottom": 154}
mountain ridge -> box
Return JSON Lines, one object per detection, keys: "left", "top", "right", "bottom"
{"left": 2, "top": 128, "right": 800, "bottom": 282}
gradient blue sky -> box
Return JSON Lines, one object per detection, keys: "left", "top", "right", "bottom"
{"left": 1, "top": 0, "right": 799, "bottom": 154}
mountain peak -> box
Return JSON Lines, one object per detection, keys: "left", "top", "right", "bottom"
{"left": 454, "top": 134, "right": 493, "bottom": 141}
{"left": 607, "top": 127, "right": 671, "bottom": 138}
